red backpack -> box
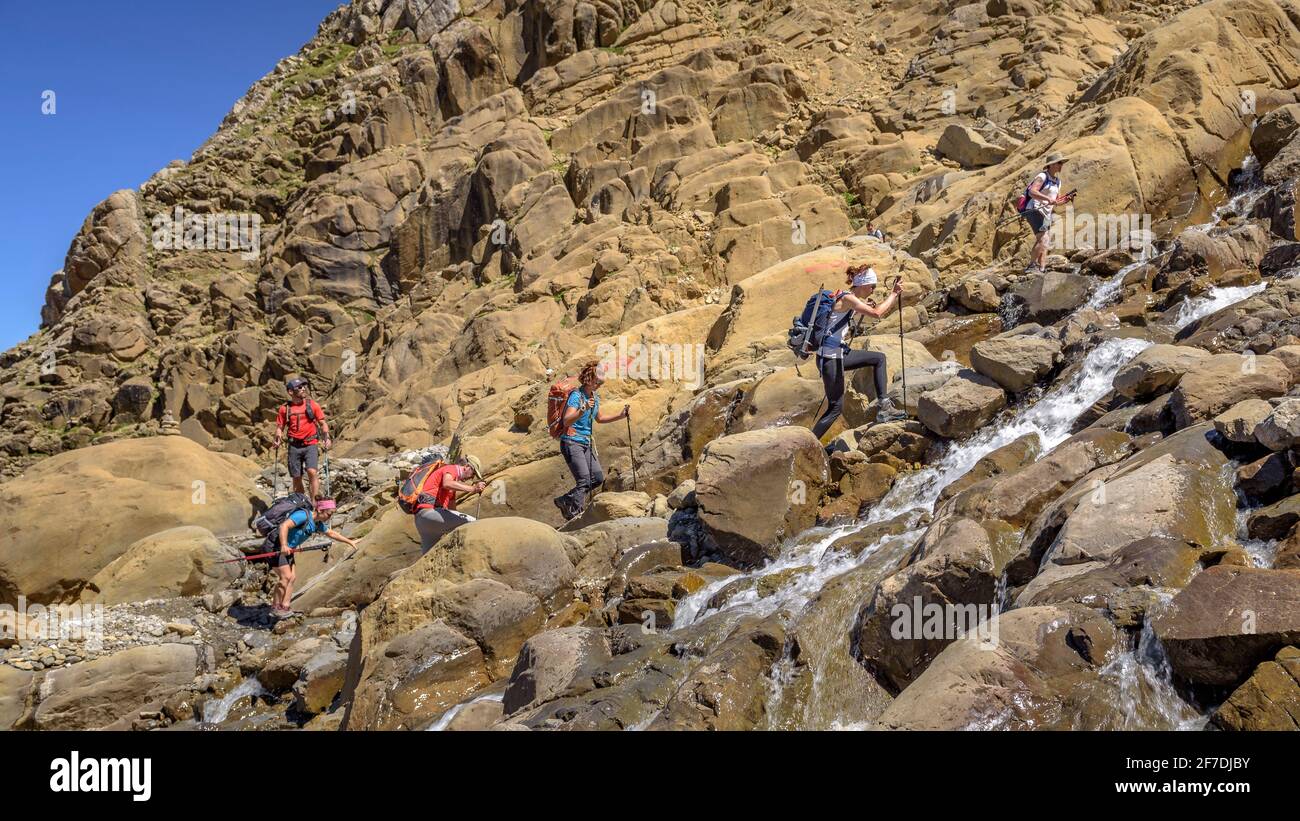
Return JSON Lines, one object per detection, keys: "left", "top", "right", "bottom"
{"left": 547, "top": 377, "right": 582, "bottom": 438}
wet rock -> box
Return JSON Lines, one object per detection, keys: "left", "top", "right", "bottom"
{"left": 502, "top": 627, "right": 611, "bottom": 715}
{"left": 1111, "top": 344, "right": 1211, "bottom": 400}
{"left": 1235, "top": 452, "right": 1294, "bottom": 505}
{"left": 876, "top": 605, "right": 1122, "bottom": 730}
{"left": 649, "top": 616, "right": 786, "bottom": 730}
{"left": 291, "top": 643, "right": 349, "bottom": 715}
{"left": 1153, "top": 565, "right": 1300, "bottom": 686}
{"left": 1212, "top": 646, "right": 1300, "bottom": 730}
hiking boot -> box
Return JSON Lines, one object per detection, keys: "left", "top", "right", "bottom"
{"left": 876, "top": 398, "right": 908, "bottom": 423}
{"left": 270, "top": 607, "right": 294, "bottom": 619}
{"left": 553, "top": 497, "right": 577, "bottom": 521}
{"left": 1024, "top": 262, "right": 1043, "bottom": 273}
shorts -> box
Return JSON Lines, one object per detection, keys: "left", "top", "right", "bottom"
{"left": 260, "top": 537, "right": 295, "bottom": 568}
{"left": 1023, "top": 209, "right": 1051, "bottom": 235}
{"left": 287, "top": 443, "right": 319, "bottom": 478}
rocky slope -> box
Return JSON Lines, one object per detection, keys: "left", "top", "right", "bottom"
{"left": 3, "top": 0, "right": 1300, "bottom": 730}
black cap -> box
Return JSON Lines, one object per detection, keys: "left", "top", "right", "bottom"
{"left": 286, "top": 377, "right": 309, "bottom": 391}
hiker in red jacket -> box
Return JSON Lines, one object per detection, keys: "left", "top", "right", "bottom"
{"left": 272, "top": 378, "right": 332, "bottom": 500}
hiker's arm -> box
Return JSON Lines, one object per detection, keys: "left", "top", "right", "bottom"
{"left": 561, "top": 404, "right": 584, "bottom": 427}
{"left": 278, "top": 520, "right": 293, "bottom": 555}
{"left": 319, "top": 418, "right": 332, "bottom": 448}
{"left": 844, "top": 290, "right": 899, "bottom": 319}
{"left": 443, "top": 478, "right": 485, "bottom": 494}
{"left": 596, "top": 405, "right": 629, "bottom": 423}
{"left": 324, "top": 529, "right": 357, "bottom": 551}
{"left": 273, "top": 411, "right": 284, "bottom": 445}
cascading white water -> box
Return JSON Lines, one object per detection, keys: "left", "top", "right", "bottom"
{"left": 425, "top": 692, "right": 504, "bottom": 731}
{"left": 202, "top": 678, "right": 269, "bottom": 725}
{"left": 1234, "top": 505, "right": 1278, "bottom": 569}
{"left": 1089, "top": 597, "right": 1207, "bottom": 731}
{"left": 1170, "top": 282, "right": 1267, "bottom": 332}
{"left": 672, "top": 336, "right": 1155, "bottom": 632}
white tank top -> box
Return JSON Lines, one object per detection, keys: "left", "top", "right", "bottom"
{"left": 818, "top": 308, "right": 852, "bottom": 359}
{"left": 1031, "top": 171, "right": 1061, "bottom": 217}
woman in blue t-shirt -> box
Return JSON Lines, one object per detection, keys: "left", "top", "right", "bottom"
{"left": 553, "top": 361, "right": 628, "bottom": 520}
{"left": 270, "top": 498, "right": 357, "bottom": 619}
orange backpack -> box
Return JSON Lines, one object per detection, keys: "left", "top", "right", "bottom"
{"left": 397, "top": 459, "right": 445, "bottom": 514}
{"left": 547, "top": 377, "right": 583, "bottom": 438}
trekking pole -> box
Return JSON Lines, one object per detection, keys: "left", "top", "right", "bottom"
{"left": 625, "top": 411, "right": 638, "bottom": 488}
{"left": 895, "top": 278, "right": 907, "bottom": 412}
{"left": 273, "top": 440, "right": 281, "bottom": 497}
{"left": 221, "top": 544, "right": 331, "bottom": 564}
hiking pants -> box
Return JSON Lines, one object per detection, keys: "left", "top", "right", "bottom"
{"left": 812, "top": 350, "right": 888, "bottom": 439}
{"left": 415, "top": 507, "right": 474, "bottom": 553}
{"left": 557, "top": 440, "right": 604, "bottom": 514}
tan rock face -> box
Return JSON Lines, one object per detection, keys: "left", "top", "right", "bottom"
{"left": 81, "top": 526, "right": 242, "bottom": 606}
{"left": 0, "top": 437, "right": 262, "bottom": 604}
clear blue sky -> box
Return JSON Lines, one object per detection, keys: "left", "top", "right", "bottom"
{"left": 0, "top": 0, "right": 343, "bottom": 351}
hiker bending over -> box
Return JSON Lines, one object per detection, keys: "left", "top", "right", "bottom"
{"left": 811, "top": 266, "right": 906, "bottom": 440}
{"left": 1021, "top": 152, "right": 1074, "bottom": 273}
{"left": 269, "top": 498, "right": 356, "bottom": 618}
{"left": 273, "top": 377, "right": 331, "bottom": 500}
{"left": 554, "top": 362, "right": 628, "bottom": 520}
{"left": 412, "top": 456, "right": 486, "bottom": 552}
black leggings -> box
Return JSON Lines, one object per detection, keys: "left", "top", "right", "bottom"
{"left": 812, "top": 350, "right": 888, "bottom": 439}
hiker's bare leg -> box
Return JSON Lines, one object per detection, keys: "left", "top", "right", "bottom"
{"left": 274, "top": 565, "right": 292, "bottom": 609}
{"left": 306, "top": 467, "right": 319, "bottom": 500}
{"left": 292, "top": 475, "right": 305, "bottom": 494}
{"left": 1033, "top": 231, "right": 1049, "bottom": 267}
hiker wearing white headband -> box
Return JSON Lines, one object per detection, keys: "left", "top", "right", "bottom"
{"left": 810, "top": 264, "right": 906, "bottom": 440}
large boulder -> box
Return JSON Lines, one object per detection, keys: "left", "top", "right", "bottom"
{"left": 25, "top": 644, "right": 205, "bottom": 730}
{"left": 0, "top": 436, "right": 262, "bottom": 604}
{"left": 81, "top": 526, "right": 242, "bottom": 605}
{"left": 935, "top": 124, "right": 1010, "bottom": 168}
{"left": 1111, "top": 344, "right": 1211, "bottom": 400}
{"left": 341, "top": 517, "right": 577, "bottom": 730}
{"left": 1211, "top": 646, "right": 1300, "bottom": 731}
{"left": 694, "top": 427, "right": 830, "bottom": 567}
{"left": 502, "top": 627, "right": 612, "bottom": 715}
{"left": 1018, "top": 425, "right": 1235, "bottom": 584}
{"left": 917, "top": 370, "right": 1006, "bottom": 438}
{"left": 1251, "top": 104, "right": 1300, "bottom": 166}
{"left": 1153, "top": 566, "right": 1300, "bottom": 687}
{"left": 969, "top": 335, "right": 1061, "bottom": 393}
{"left": 1168, "top": 353, "right": 1290, "bottom": 429}
{"left": 876, "top": 605, "right": 1126, "bottom": 730}
{"left": 852, "top": 514, "right": 1013, "bottom": 693}
{"left": 1253, "top": 398, "right": 1300, "bottom": 451}
{"left": 1007, "top": 270, "right": 1091, "bottom": 324}
{"left": 0, "top": 666, "right": 35, "bottom": 730}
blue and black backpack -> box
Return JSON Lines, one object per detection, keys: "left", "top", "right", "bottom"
{"left": 787, "top": 287, "right": 852, "bottom": 360}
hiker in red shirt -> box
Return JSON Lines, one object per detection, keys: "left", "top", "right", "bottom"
{"left": 411, "top": 455, "right": 486, "bottom": 552}
{"left": 272, "top": 378, "right": 332, "bottom": 500}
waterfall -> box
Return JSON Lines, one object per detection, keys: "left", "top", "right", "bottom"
{"left": 201, "top": 678, "right": 269, "bottom": 726}
{"left": 424, "top": 692, "right": 504, "bottom": 731}
{"left": 1170, "top": 282, "right": 1267, "bottom": 332}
